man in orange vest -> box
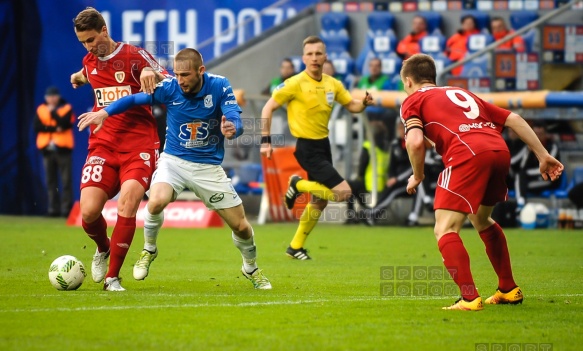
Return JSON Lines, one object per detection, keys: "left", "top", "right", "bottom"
{"left": 33, "top": 86, "right": 75, "bottom": 217}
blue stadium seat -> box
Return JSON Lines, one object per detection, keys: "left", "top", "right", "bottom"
{"left": 431, "top": 52, "right": 452, "bottom": 77}
{"left": 510, "top": 11, "right": 538, "bottom": 52}
{"left": 420, "top": 34, "right": 446, "bottom": 56}
{"left": 418, "top": 11, "right": 442, "bottom": 35}
{"left": 330, "top": 55, "right": 356, "bottom": 89}
{"left": 379, "top": 52, "right": 402, "bottom": 77}
{"left": 356, "top": 12, "right": 397, "bottom": 76}
{"left": 460, "top": 34, "right": 493, "bottom": 78}
{"left": 233, "top": 163, "right": 263, "bottom": 195}
{"left": 461, "top": 10, "right": 491, "bottom": 33}
{"left": 321, "top": 12, "right": 349, "bottom": 38}
{"left": 323, "top": 35, "right": 351, "bottom": 56}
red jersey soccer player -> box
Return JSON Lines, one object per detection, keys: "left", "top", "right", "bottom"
{"left": 70, "top": 7, "right": 168, "bottom": 291}
{"left": 400, "top": 54, "right": 563, "bottom": 310}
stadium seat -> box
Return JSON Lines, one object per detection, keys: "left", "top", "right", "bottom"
{"left": 418, "top": 11, "right": 442, "bottom": 35}
{"left": 510, "top": 11, "right": 538, "bottom": 52}
{"left": 379, "top": 52, "right": 402, "bottom": 77}
{"left": 460, "top": 33, "right": 493, "bottom": 78}
{"left": 330, "top": 55, "right": 356, "bottom": 89}
{"left": 431, "top": 52, "right": 452, "bottom": 77}
{"left": 356, "top": 12, "right": 397, "bottom": 75}
{"left": 320, "top": 12, "right": 349, "bottom": 38}
{"left": 461, "top": 10, "right": 491, "bottom": 33}
{"left": 420, "top": 35, "right": 446, "bottom": 56}
{"left": 323, "top": 35, "right": 351, "bottom": 56}
{"left": 233, "top": 163, "right": 263, "bottom": 195}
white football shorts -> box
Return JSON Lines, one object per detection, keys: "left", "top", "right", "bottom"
{"left": 151, "top": 153, "right": 242, "bottom": 210}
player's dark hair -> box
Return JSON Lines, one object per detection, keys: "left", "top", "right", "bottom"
{"left": 401, "top": 54, "right": 436, "bottom": 85}
{"left": 73, "top": 7, "right": 106, "bottom": 32}
{"left": 175, "top": 48, "right": 204, "bottom": 70}
{"left": 303, "top": 36, "right": 325, "bottom": 48}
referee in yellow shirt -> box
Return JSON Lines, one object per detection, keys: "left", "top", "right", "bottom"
{"left": 261, "top": 36, "right": 373, "bottom": 260}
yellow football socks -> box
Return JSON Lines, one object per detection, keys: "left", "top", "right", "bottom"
{"left": 290, "top": 203, "right": 321, "bottom": 249}
{"left": 296, "top": 179, "right": 337, "bottom": 201}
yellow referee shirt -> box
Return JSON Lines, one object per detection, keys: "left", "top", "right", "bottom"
{"left": 272, "top": 71, "right": 353, "bottom": 139}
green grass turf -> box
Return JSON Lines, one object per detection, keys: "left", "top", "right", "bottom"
{"left": 0, "top": 215, "right": 581, "bottom": 351}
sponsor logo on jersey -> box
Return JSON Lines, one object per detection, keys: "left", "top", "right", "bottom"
{"left": 142, "top": 177, "right": 149, "bottom": 183}
{"left": 179, "top": 120, "right": 210, "bottom": 148}
{"left": 140, "top": 153, "right": 151, "bottom": 160}
{"left": 209, "top": 193, "right": 224, "bottom": 203}
{"left": 326, "top": 92, "right": 334, "bottom": 105}
{"left": 458, "top": 122, "right": 496, "bottom": 132}
{"left": 144, "top": 160, "right": 151, "bottom": 167}
{"left": 86, "top": 156, "right": 106, "bottom": 165}
{"left": 224, "top": 100, "right": 238, "bottom": 106}
{"left": 91, "top": 68, "right": 97, "bottom": 75}
{"left": 94, "top": 85, "right": 132, "bottom": 107}
{"left": 115, "top": 71, "right": 125, "bottom": 83}
{"left": 204, "top": 95, "right": 213, "bottom": 108}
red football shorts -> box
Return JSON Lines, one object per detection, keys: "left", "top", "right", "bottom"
{"left": 434, "top": 150, "right": 510, "bottom": 214}
{"left": 80, "top": 147, "right": 158, "bottom": 199}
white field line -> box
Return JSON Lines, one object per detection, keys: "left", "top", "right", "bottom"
{"left": 1, "top": 293, "right": 582, "bottom": 313}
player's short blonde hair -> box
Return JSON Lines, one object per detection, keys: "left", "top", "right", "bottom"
{"left": 303, "top": 36, "right": 325, "bottom": 48}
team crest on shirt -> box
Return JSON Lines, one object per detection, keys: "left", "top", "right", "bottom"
{"left": 115, "top": 71, "right": 125, "bottom": 83}
{"left": 204, "top": 95, "right": 213, "bottom": 108}
{"left": 140, "top": 153, "right": 150, "bottom": 160}
{"left": 326, "top": 92, "right": 334, "bottom": 106}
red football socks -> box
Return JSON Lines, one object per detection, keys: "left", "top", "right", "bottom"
{"left": 479, "top": 223, "right": 517, "bottom": 292}
{"left": 82, "top": 214, "right": 110, "bottom": 253}
{"left": 106, "top": 215, "right": 136, "bottom": 279}
{"left": 438, "top": 233, "right": 480, "bottom": 301}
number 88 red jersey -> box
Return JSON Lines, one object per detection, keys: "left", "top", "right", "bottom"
{"left": 400, "top": 86, "right": 511, "bottom": 165}
{"left": 81, "top": 42, "right": 168, "bottom": 152}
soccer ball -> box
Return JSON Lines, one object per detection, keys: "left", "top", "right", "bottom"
{"left": 48, "top": 255, "right": 87, "bottom": 291}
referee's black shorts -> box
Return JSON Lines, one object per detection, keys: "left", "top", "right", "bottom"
{"left": 294, "top": 137, "right": 345, "bottom": 189}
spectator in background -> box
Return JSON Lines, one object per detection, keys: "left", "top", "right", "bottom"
{"left": 33, "top": 86, "right": 75, "bottom": 217}
{"left": 323, "top": 60, "right": 339, "bottom": 79}
{"left": 357, "top": 57, "right": 398, "bottom": 139}
{"left": 505, "top": 128, "right": 528, "bottom": 192}
{"left": 346, "top": 122, "right": 391, "bottom": 224}
{"left": 262, "top": 57, "right": 296, "bottom": 95}
{"left": 396, "top": 15, "right": 428, "bottom": 60}
{"left": 515, "top": 121, "right": 561, "bottom": 207}
{"left": 490, "top": 17, "right": 525, "bottom": 52}
{"left": 445, "top": 15, "right": 480, "bottom": 76}
{"left": 364, "top": 122, "right": 415, "bottom": 226}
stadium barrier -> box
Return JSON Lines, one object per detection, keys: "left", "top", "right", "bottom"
{"left": 259, "top": 146, "right": 308, "bottom": 223}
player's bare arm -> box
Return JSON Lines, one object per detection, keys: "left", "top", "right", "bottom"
{"left": 404, "top": 127, "right": 426, "bottom": 194}
{"left": 343, "top": 91, "right": 373, "bottom": 114}
{"left": 70, "top": 68, "right": 88, "bottom": 89}
{"left": 77, "top": 109, "right": 109, "bottom": 133}
{"left": 140, "top": 67, "right": 165, "bottom": 95}
{"left": 504, "top": 112, "right": 564, "bottom": 181}
{"left": 259, "top": 97, "right": 281, "bottom": 159}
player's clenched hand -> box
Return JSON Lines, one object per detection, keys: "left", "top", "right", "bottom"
{"left": 77, "top": 110, "right": 109, "bottom": 133}
{"left": 406, "top": 174, "right": 423, "bottom": 195}
{"left": 260, "top": 143, "right": 273, "bottom": 160}
{"left": 70, "top": 70, "right": 88, "bottom": 89}
{"left": 539, "top": 154, "right": 564, "bottom": 181}
{"left": 140, "top": 68, "right": 159, "bottom": 95}
{"left": 221, "top": 115, "right": 236, "bottom": 139}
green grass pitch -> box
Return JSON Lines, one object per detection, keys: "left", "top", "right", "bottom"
{"left": 0, "top": 215, "right": 581, "bottom": 351}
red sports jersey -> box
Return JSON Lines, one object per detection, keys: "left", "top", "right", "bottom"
{"left": 401, "top": 86, "right": 511, "bottom": 164}
{"left": 81, "top": 43, "right": 167, "bottom": 152}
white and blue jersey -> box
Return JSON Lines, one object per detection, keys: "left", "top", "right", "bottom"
{"left": 104, "top": 72, "right": 243, "bottom": 165}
